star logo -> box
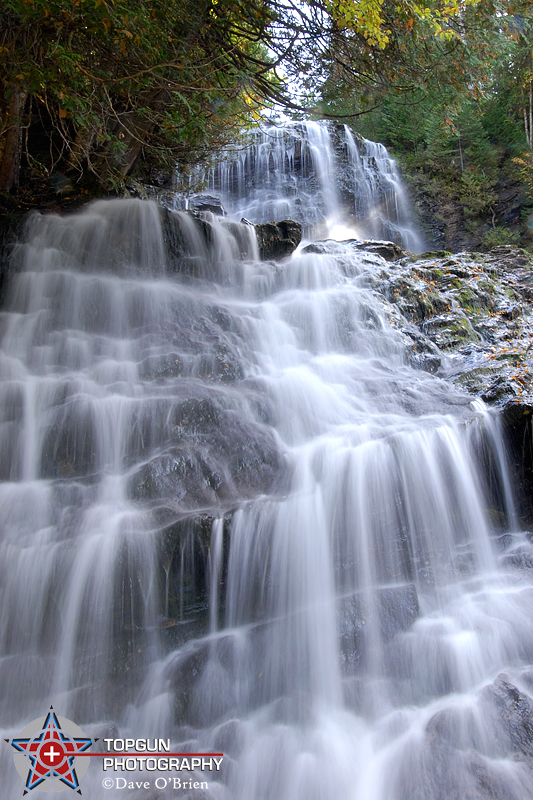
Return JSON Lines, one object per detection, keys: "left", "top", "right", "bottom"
{"left": 5, "top": 707, "right": 95, "bottom": 794}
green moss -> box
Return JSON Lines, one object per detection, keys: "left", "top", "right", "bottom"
{"left": 496, "top": 352, "right": 523, "bottom": 365}
{"left": 455, "top": 367, "right": 495, "bottom": 385}
{"left": 414, "top": 250, "right": 452, "bottom": 260}
{"left": 451, "top": 317, "right": 475, "bottom": 335}
{"left": 504, "top": 287, "right": 519, "bottom": 300}
{"left": 458, "top": 289, "right": 482, "bottom": 311}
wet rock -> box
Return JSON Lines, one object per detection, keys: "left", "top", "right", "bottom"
{"left": 378, "top": 585, "right": 420, "bottom": 641}
{"left": 302, "top": 238, "right": 407, "bottom": 262}
{"left": 160, "top": 207, "right": 256, "bottom": 276}
{"left": 351, "top": 240, "right": 408, "bottom": 261}
{"left": 39, "top": 406, "right": 97, "bottom": 480}
{"left": 301, "top": 240, "right": 344, "bottom": 255}
{"left": 484, "top": 245, "right": 531, "bottom": 272}
{"left": 162, "top": 633, "right": 247, "bottom": 727}
{"left": 0, "top": 654, "right": 54, "bottom": 722}
{"left": 254, "top": 219, "right": 302, "bottom": 260}
{"left": 187, "top": 195, "right": 226, "bottom": 216}
{"left": 467, "top": 749, "right": 525, "bottom": 800}
{"left": 481, "top": 674, "right": 533, "bottom": 758}
{"left": 412, "top": 250, "right": 453, "bottom": 260}
{"left": 0, "top": 213, "right": 22, "bottom": 306}
{"left": 129, "top": 406, "right": 283, "bottom": 513}
{"left": 160, "top": 207, "right": 210, "bottom": 273}
{"left": 501, "top": 546, "right": 533, "bottom": 571}
{"left": 421, "top": 312, "right": 480, "bottom": 350}
{"left": 338, "top": 584, "right": 419, "bottom": 675}
{"left": 501, "top": 402, "right": 533, "bottom": 525}
{"left": 131, "top": 447, "right": 227, "bottom": 508}
{"left": 367, "top": 248, "right": 533, "bottom": 412}
{"left": 84, "top": 721, "right": 120, "bottom": 741}
{"left": 426, "top": 707, "right": 468, "bottom": 748}
{"left": 480, "top": 377, "right": 517, "bottom": 404}
{"left": 212, "top": 719, "right": 246, "bottom": 758}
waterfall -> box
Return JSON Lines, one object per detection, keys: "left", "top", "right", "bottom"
{"left": 1, "top": 188, "right": 533, "bottom": 800}
{"left": 207, "top": 121, "right": 423, "bottom": 252}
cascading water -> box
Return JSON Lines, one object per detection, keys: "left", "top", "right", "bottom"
{"left": 207, "top": 121, "right": 423, "bottom": 252}
{"left": 1, "top": 188, "right": 533, "bottom": 799}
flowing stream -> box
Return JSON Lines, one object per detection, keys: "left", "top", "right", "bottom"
{"left": 1, "top": 132, "right": 533, "bottom": 799}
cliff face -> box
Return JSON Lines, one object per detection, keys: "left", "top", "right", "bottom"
{"left": 404, "top": 163, "right": 532, "bottom": 253}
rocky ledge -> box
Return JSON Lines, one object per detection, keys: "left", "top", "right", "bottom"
{"left": 366, "top": 244, "right": 533, "bottom": 400}
{"left": 253, "top": 219, "right": 302, "bottom": 260}
{"left": 350, "top": 241, "right": 533, "bottom": 522}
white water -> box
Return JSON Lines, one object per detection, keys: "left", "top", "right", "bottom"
{"left": 1, "top": 196, "right": 533, "bottom": 800}
{"left": 207, "top": 121, "right": 422, "bottom": 252}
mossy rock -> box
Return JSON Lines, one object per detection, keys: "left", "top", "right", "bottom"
{"left": 422, "top": 313, "right": 480, "bottom": 350}
{"left": 414, "top": 250, "right": 452, "bottom": 260}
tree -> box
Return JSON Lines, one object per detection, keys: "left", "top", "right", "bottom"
{"left": 0, "top": 0, "right": 283, "bottom": 193}
{"left": 2, "top": 0, "right": 531, "bottom": 196}
{"left": 314, "top": 0, "right": 533, "bottom": 155}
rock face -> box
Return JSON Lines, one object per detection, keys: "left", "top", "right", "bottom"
{"left": 354, "top": 242, "right": 533, "bottom": 522}
{"left": 406, "top": 167, "right": 531, "bottom": 252}
{"left": 145, "top": 237, "right": 533, "bottom": 633}
{"left": 187, "top": 194, "right": 226, "bottom": 216}
{"left": 500, "top": 401, "right": 533, "bottom": 523}
{"left": 481, "top": 674, "right": 533, "bottom": 759}
{"left": 339, "top": 585, "right": 419, "bottom": 675}
{"left": 420, "top": 672, "right": 533, "bottom": 800}
{"left": 128, "top": 396, "right": 282, "bottom": 513}
{"left": 254, "top": 219, "right": 302, "bottom": 260}
{"left": 0, "top": 214, "right": 23, "bottom": 305}
{"left": 366, "top": 244, "right": 533, "bottom": 388}
{"left": 160, "top": 207, "right": 302, "bottom": 267}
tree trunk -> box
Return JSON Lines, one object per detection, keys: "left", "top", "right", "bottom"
{"left": 94, "top": 88, "right": 172, "bottom": 185}
{"left": 528, "top": 81, "right": 533, "bottom": 147}
{"left": 0, "top": 87, "right": 27, "bottom": 193}
{"left": 67, "top": 124, "right": 98, "bottom": 174}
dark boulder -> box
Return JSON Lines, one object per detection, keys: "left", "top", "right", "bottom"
{"left": 254, "top": 219, "right": 302, "bottom": 260}
{"left": 187, "top": 194, "right": 226, "bottom": 216}
{"left": 500, "top": 401, "right": 533, "bottom": 525}
{"left": 128, "top": 400, "right": 284, "bottom": 514}
{"left": 0, "top": 212, "right": 24, "bottom": 306}
{"left": 481, "top": 674, "right": 533, "bottom": 759}
{"left": 351, "top": 240, "right": 408, "bottom": 261}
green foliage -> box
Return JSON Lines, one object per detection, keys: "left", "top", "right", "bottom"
{"left": 315, "top": 1, "right": 533, "bottom": 243}
{"left": 459, "top": 170, "right": 497, "bottom": 218}
{"left": 483, "top": 226, "right": 521, "bottom": 248}
{"left": 318, "top": 0, "right": 532, "bottom": 151}
{"left": 0, "top": 0, "right": 282, "bottom": 190}
{"left": 513, "top": 153, "right": 533, "bottom": 201}
{"left": 322, "top": 0, "right": 480, "bottom": 50}
{"left": 1, "top": 0, "right": 533, "bottom": 199}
